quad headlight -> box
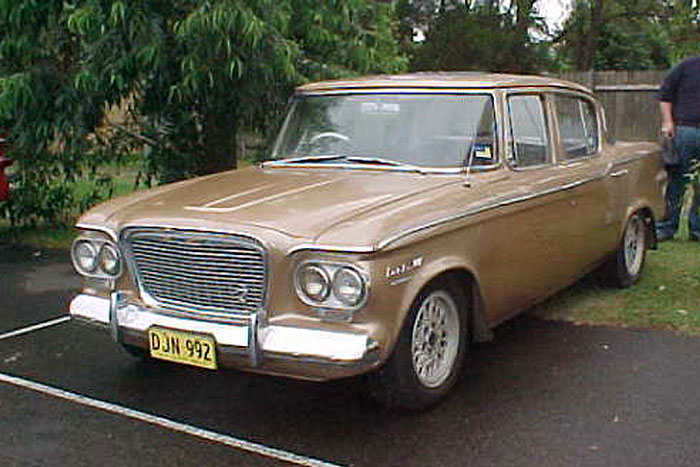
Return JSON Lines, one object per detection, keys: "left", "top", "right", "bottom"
{"left": 71, "top": 236, "right": 122, "bottom": 278}
{"left": 98, "top": 243, "right": 121, "bottom": 276}
{"left": 295, "top": 261, "right": 368, "bottom": 310}
{"left": 298, "top": 264, "right": 331, "bottom": 302}
{"left": 73, "top": 240, "right": 98, "bottom": 273}
{"left": 332, "top": 267, "right": 365, "bottom": 306}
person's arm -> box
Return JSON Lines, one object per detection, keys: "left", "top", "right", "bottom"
{"left": 660, "top": 101, "right": 674, "bottom": 137}
{"left": 658, "top": 60, "right": 684, "bottom": 138}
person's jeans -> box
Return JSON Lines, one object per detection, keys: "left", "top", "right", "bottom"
{"left": 656, "top": 125, "right": 700, "bottom": 240}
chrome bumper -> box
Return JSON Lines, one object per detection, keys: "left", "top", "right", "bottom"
{"left": 69, "top": 293, "right": 379, "bottom": 376}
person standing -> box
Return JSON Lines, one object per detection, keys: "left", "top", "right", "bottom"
{"left": 656, "top": 55, "right": 700, "bottom": 242}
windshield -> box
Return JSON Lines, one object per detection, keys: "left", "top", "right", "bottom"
{"left": 270, "top": 93, "right": 497, "bottom": 169}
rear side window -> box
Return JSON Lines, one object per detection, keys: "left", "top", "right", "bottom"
{"left": 507, "top": 94, "right": 550, "bottom": 168}
{"left": 554, "top": 95, "right": 599, "bottom": 159}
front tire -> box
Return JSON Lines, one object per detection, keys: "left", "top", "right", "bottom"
{"left": 601, "top": 212, "right": 647, "bottom": 288}
{"left": 369, "top": 281, "right": 468, "bottom": 409}
{"left": 121, "top": 343, "right": 150, "bottom": 360}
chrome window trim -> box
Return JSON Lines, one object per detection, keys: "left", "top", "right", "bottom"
{"left": 550, "top": 92, "right": 602, "bottom": 163}
{"left": 268, "top": 90, "right": 501, "bottom": 170}
{"left": 296, "top": 83, "right": 593, "bottom": 96}
{"left": 504, "top": 91, "right": 554, "bottom": 171}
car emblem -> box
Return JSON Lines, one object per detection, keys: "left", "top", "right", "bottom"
{"left": 386, "top": 256, "right": 424, "bottom": 282}
{"left": 229, "top": 285, "right": 249, "bottom": 304}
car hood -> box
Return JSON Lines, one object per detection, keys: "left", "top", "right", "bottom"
{"left": 78, "top": 166, "right": 463, "bottom": 249}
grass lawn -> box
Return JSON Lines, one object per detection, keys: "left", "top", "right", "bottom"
{"left": 532, "top": 237, "right": 700, "bottom": 336}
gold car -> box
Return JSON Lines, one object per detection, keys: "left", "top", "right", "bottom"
{"left": 69, "top": 73, "right": 665, "bottom": 408}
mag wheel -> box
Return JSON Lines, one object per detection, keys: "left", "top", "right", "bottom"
{"left": 601, "top": 212, "right": 647, "bottom": 288}
{"left": 369, "top": 281, "right": 468, "bottom": 409}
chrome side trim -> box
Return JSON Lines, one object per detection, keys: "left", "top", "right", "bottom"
{"left": 289, "top": 165, "right": 636, "bottom": 255}
{"left": 292, "top": 152, "right": 655, "bottom": 254}
{"left": 376, "top": 171, "right": 608, "bottom": 250}
{"left": 288, "top": 244, "right": 377, "bottom": 254}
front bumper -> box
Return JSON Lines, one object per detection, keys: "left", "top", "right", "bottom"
{"left": 69, "top": 293, "right": 380, "bottom": 380}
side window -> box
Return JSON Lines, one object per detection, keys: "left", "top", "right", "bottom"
{"left": 554, "top": 95, "right": 599, "bottom": 159}
{"left": 507, "top": 94, "right": 550, "bottom": 168}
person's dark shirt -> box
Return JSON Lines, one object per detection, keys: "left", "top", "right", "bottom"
{"left": 658, "top": 55, "right": 700, "bottom": 126}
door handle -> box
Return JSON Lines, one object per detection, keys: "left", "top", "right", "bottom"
{"left": 610, "top": 169, "right": 629, "bottom": 178}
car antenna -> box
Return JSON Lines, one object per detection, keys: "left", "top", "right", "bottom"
{"left": 462, "top": 144, "right": 475, "bottom": 187}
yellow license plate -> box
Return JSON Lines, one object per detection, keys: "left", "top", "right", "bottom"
{"left": 148, "top": 327, "right": 217, "bottom": 370}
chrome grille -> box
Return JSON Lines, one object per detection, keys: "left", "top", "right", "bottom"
{"left": 123, "top": 228, "right": 266, "bottom": 320}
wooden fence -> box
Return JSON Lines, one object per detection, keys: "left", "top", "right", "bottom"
{"left": 555, "top": 70, "right": 667, "bottom": 142}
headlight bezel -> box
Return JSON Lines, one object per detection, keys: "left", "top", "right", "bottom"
{"left": 71, "top": 235, "right": 123, "bottom": 279}
{"left": 294, "top": 260, "right": 369, "bottom": 311}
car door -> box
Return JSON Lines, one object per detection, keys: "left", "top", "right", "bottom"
{"left": 547, "top": 92, "right": 619, "bottom": 267}
{"left": 481, "top": 92, "right": 583, "bottom": 321}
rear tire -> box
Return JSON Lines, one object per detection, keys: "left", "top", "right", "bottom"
{"left": 600, "top": 212, "right": 647, "bottom": 288}
{"left": 369, "top": 280, "right": 468, "bottom": 410}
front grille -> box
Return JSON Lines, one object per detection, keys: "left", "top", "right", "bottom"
{"left": 123, "top": 228, "right": 266, "bottom": 320}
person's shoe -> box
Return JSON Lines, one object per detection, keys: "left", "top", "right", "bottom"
{"left": 689, "top": 232, "right": 700, "bottom": 242}
{"left": 656, "top": 230, "right": 674, "bottom": 242}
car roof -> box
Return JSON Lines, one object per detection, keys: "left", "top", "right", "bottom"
{"left": 296, "top": 72, "right": 592, "bottom": 95}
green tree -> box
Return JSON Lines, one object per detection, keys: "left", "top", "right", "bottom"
{"left": 556, "top": 0, "right": 671, "bottom": 71}
{"left": 411, "top": 1, "right": 551, "bottom": 73}
{"left": 662, "top": 0, "right": 700, "bottom": 63}
{"left": 0, "top": 0, "right": 405, "bottom": 224}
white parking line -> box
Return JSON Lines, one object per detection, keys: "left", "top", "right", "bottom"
{"left": 0, "top": 316, "right": 71, "bottom": 341}
{"left": 0, "top": 372, "right": 343, "bottom": 467}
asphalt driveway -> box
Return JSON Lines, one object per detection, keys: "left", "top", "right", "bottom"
{"left": 1, "top": 244, "right": 699, "bottom": 466}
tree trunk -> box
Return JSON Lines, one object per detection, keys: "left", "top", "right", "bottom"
{"left": 513, "top": 0, "right": 535, "bottom": 72}
{"left": 579, "top": 0, "right": 604, "bottom": 71}
{"left": 201, "top": 111, "right": 238, "bottom": 175}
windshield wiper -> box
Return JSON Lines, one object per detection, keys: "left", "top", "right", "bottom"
{"left": 265, "top": 155, "right": 425, "bottom": 173}
{"left": 343, "top": 156, "right": 425, "bottom": 174}
{"left": 265, "top": 155, "right": 347, "bottom": 165}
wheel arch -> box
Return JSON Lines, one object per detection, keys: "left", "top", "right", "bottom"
{"left": 393, "top": 263, "right": 492, "bottom": 353}
{"left": 623, "top": 204, "right": 657, "bottom": 250}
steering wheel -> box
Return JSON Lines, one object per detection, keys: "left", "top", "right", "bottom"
{"left": 309, "top": 132, "right": 350, "bottom": 144}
